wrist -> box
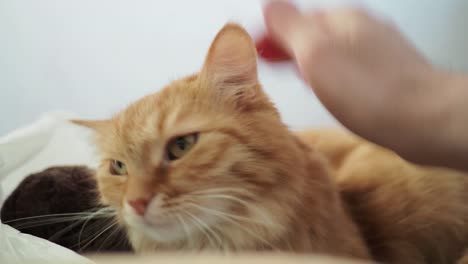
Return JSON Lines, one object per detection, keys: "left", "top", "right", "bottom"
{"left": 419, "top": 69, "right": 468, "bottom": 169}
{"left": 393, "top": 66, "right": 467, "bottom": 169}
{"left": 437, "top": 71, "right": 468, "bottom": 169}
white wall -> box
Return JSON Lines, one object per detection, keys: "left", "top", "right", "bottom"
{"left": 1, "top": 0, "right": 468, "bottom": 135}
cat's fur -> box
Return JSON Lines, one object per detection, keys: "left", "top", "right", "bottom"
{"left": 74, "top": 24, "right": 468, "bottom": 263}
{"left": 299, "top": 129, "right": 468, "bottom": 264}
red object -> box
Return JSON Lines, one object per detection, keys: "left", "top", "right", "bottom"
{"left": 255, "top": 34, "right": 292, "bottom": 62}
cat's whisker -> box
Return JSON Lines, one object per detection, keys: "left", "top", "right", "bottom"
{"left": 190, "top": 187, "right": 253, "bottom": 196}
{"left": 97, "top": 222, "right": 125, "bottom": 252}
{"left": 183, "top": 211, "right": 222, "bottom": 250}
{"left": 186, "top": 202, "right": 266, "bottom": 226}
{"left": 4, "top": 208, "right": 117, "bottom": 231}
{"left": 70, "top": 217, "right": 115, "bottom": 250}
{"left": 186, "top": 203, "right": 277, "bottom": 251}
{"left": 10, "top": 216, "right": 94, "bottom": 229}
{"left": 78, "top": 207, "right": 116, "bottom": 249}
{"left": 48, "top": 218, "right": 90, "bottom": 242}
{"left": 193, "top": 193, "right": 272, "bottom": 225}
{"left": 176, "top": 213, "right": 193, "bottom": 250}
{"left": 193, "top": 194, "right": 251, "bottom": 209}
{"left": 182, "top": 212, "right": 214, "bottom": 249}
{"left": 117, "top": 228, "right": 131, "bottom": 250}
{"left": 4, "top": 206, "right": 119, "bottom": 252}
{"left": 2, "top": 210, "right": 108, "bottom": 224}
{"left": 81, "top": 219, "right": 120, "bottom": 251}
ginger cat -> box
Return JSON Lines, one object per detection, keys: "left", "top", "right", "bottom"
{"left": 74, "top": 24, "right": 468, "bottom": 263}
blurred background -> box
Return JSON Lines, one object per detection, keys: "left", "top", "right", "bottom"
{"left": 1, "top": 0, "right": 468, "bottom": 135}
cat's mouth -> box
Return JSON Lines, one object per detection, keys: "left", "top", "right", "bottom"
{"left": 122, "top": 202, "right": 184, "bottom": 242}
{"left": 121, "top": 192, "right": 238, "bottom": 244}
{"left": 122, "top": 201, "right": 220, "bottom": 243}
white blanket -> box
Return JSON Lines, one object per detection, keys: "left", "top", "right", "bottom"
{"left": 0, "top": 112, "right": 96, "bottom": 264}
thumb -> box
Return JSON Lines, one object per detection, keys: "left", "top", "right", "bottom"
{"left": 263, "top": 1, "right": 304, "bottom": 57}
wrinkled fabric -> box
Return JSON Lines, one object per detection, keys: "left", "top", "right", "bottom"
{"left": 0, "top": 223, "right": 93, "bottom": 264}
{"left": 0, "top": 112, "right": 96, "bottom": 264}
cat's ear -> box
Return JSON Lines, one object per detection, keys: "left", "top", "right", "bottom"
{"left": 200, "top": 23, "right": 259, "bottom": 101}
{"left": 71, "top": 119, "right": 109, "bottom": 131}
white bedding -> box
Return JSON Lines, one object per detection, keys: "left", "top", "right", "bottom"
{"left": 0, "top": 112, "right": 96, "bottom": 264}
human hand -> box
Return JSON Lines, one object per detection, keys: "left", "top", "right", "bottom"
{"left": 257, "top": 1, "right": 467, "bottom": 169}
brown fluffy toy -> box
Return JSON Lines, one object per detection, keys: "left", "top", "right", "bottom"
{"left": 1, "top": 166, "right": 132, "bottom": 253}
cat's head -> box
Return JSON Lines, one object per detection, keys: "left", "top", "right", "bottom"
{"left": 74, "top": 24, "right": 309, "bottom": 251}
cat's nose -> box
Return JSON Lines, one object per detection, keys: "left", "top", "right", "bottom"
{"left": 128, "top": 197, "right": 150, "bottom": 216}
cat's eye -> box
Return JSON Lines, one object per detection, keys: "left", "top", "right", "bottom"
{"left": 167, "top": 134, "right": 198, "bottom": 161}
{"left": 110, "top": 160, "right": 127, "bottom": 175}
